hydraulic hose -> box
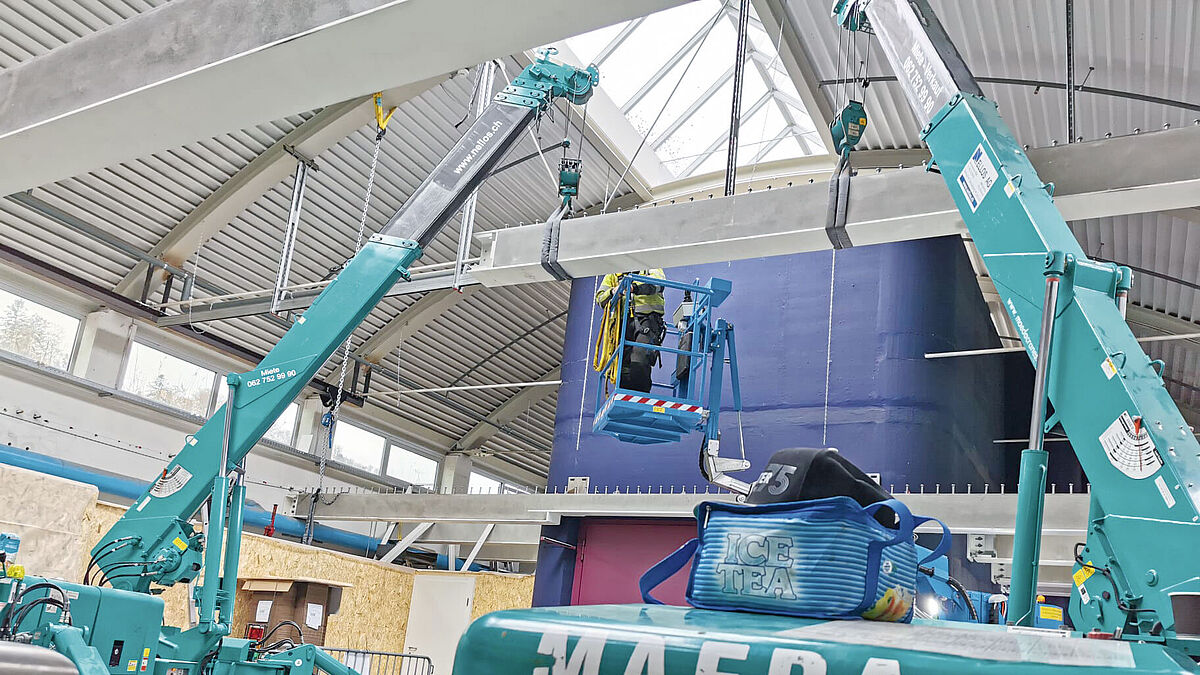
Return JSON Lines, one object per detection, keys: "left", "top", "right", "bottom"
{"left": 919, "top": 566, "right": 978, "bottom": 621}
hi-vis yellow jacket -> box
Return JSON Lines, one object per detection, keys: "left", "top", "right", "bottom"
{"left": 595, "top": 269, "right": 666, "bottom": 314}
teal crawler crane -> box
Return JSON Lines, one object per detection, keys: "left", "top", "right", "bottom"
{"left": 0, "top": 52, "right": 599, "bottom": 675}
{"left": 449, "top": 1, "right": 1200, "bottom": 673}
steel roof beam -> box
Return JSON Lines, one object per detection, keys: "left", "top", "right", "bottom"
{"left": 455, "top": 367, "right": 562, "bottom": 452}
{"left": 155, "top": 269, "right": 477, "bottom": 326}
{"left": 472, "top": 127, "right": 1200, "bottom": 286}
{"left": 113, "top": 79, "right": 441, "bottom": 300}
{"left": 356, "top": 287, "right": 478, "bottom": 364}
{"left": 0, "top": 0, "right": 686, "bottom": 196}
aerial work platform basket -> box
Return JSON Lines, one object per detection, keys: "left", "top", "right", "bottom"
{"left": 592, "top": 275, "right": 739, "bottom": 446}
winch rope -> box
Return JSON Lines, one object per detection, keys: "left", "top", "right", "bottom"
{"left": 821, "top": 249, "right": 837, "bottom": 445}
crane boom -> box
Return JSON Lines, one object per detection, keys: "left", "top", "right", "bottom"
{"left": 834, "top": 0, "right": 1200, "bottom": 652}
{"left": 449, "top": 5, "right": 1200, "bottom": 675}
{"left": 87, "top": 49, "right": 597, "bottom": 621}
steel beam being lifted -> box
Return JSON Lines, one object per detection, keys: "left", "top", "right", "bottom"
{"left": 0, "top": 0, "right": 686, "bottom": 197}
{"left": 472, "top": 126, "right": 1200, "bottom": 286}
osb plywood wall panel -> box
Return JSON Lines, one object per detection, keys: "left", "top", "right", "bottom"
{"left": 84, "top": 505, "right": 537, "bottom": 651}
{"left": 469, "top": 572, "right": 536, "bottom": 621}
{"left": 76, "top": 503, "right": 534, "bottom": 652}
{"left": 1, "top": 464, "right": 96, "bottom": 581}
{"left": 230, "top": 535, "right": 416, "bottom": 652}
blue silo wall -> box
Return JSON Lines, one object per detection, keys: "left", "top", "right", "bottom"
{"left": 547, "top": 236, "right": 1009, "bottom": 493}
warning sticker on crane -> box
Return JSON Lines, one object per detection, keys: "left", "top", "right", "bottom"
{"left": 149, "top": 465, "right": 193, "bottom": 498}
{"left": 956, "top": 143, "right": 998, "bottom": 213}
{"left": 1098, "top": 411, "right": 1163, "bottom": 479}
{"left": 1100, "top": 357, "right": 1118, "bottom": 380}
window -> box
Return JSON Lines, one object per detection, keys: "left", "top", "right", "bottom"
{"left": 331, "top": 421, "right": 386, "bottom": 474}
{"left": 562, "top": 0, "right": 822, "bottom": 180}
{"left": 0, "top": 287, "right": 79, "bottom": 370}
{"left": 386, "top": 446, "right": 439, "bottom": 488}
{"left": 263, "top": 402, "right": 299, "bottom": 446}
{"left": 121, "top": 342, "right": 217, "bottom": 416}
{"left": 469, "top": 472, "right": 502, "bottom": 495}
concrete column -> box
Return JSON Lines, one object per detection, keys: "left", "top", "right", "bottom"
{"left": 439, "top": 453, "right": 473, "bottom": 494}
{"left": 70, "top": 310, "right": 134, "bottom": 387}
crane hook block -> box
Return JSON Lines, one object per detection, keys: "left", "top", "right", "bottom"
{"left": 831, "top": 100, "right": 868, "bottom": 155}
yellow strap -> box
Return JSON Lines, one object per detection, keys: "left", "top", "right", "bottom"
{"left": 374, "top": 92, "right": 397, "bottom": 131}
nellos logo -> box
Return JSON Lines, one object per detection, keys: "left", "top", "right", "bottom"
{"left": 453, "top": 120, "right": 506, "bottom": 175}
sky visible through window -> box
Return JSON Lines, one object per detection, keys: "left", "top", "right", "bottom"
{"left": 121, "top": 342, "right": 215, "bottom": 417}
{"left": 564, "top": 0, "right": 823, "bottom": 180}
{"left": 332, "top": 421, "right": 386, "bottom": 474}
{"left": 0, "top": 288, "right": 79, "bottom": 370}
{"left": 469, "top": 472, "right": 502, "bottom": 495}
{"left": 387, "top": 446, "right": 439, "bottom": 488}
{"left": 263, "top": 402, "right": 298, "bottom": 446}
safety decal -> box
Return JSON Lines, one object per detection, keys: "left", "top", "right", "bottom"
{"left": 1100, "top": 356, "right": 1118, "bottom": 380}
{"left": 149, "top": 465, "right": 193, "bottom": 498}
{"left": 1073, "top": 562, "right": 1095, "bottom": 588}
{"left": 1039, "top": 605, "right": 1064, "bottom": 623}
{"left": 613, "top": 394, "right": 703, "bottom": 413}
{"left": 1098, "top": 411, "right": 1163, "bottom": 479}
{"left": 956, "top": 143, "right": 998, "bottom": 213}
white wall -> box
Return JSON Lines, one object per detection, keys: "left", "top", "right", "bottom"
{"left": 0, "top": 357, "right": 372, "bottom": 513}
{"left": 0, "top": 260, "right": 544, "bottom": 535}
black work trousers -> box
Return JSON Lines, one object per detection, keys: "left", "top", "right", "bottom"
{"left": 621, "top": 312, "right": 665, "bottom": 393}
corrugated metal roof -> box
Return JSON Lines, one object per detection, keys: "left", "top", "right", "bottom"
{"left": 791, "top": 0, "right": 1200, "bottom": 150}
{"left": 784, "top": 0, "right": 1200, "bottom": 421}
{"left": 4, "top": 0, "right": 1200, "bottom": 480}
{"left": 0, "top": 0, "right": 169, "bottom": 71}
{"left": 0, "top": 44, "right": 631, "bottom": 479}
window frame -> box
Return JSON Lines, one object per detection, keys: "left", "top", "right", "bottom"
{"left": 383, "top": 441, "right": 442, "bottom": 489}
{"left": 119, "top": 338, "right": 221, "bottom": 418}
{"left": 0, "top": 280, "right": 85, "bottom": 372}
{"left": 329, "top": 418, "right": 390, "bottom": 475}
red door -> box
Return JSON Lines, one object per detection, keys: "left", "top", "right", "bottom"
{"left": 572, "top": 518, "right": 696, "bottom": 606}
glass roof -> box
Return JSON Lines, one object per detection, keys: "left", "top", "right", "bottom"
{"left": 564, "top": 0, "right": 824, "bottom": 180}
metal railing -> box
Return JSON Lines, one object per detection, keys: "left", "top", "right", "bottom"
{"left": 323, "top": 648, "right": 434, "bottom": 675}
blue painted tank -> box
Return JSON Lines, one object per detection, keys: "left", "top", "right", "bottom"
{"left": 548, "top": 236, "right": 1009, "bottom": 493}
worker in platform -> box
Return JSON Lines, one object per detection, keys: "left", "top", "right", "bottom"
{"left": 596, "top": 269, "right": 666, "bottom": 393}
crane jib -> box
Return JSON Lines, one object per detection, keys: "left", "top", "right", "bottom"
{"left": 93, "top": 101, "right": 542, "bottom": 594}
{"left": 836, "top": 0, "right": 1200, "bottom": 652}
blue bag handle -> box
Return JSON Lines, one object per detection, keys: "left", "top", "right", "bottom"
{"left": 639, "top": 538, "right": 699, "bottom": 604}
{"left": 912, "top": 515, "right": 952, "bottom": 566}
{"left": 862, "top": 498, "right": 916, "bottom": 544}
{"left": 855, "top": 499, "right": 915, "bottom": 614}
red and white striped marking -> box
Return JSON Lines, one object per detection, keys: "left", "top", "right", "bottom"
{"left": 614, "top": 393, "right": 704, "bottom": 413}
